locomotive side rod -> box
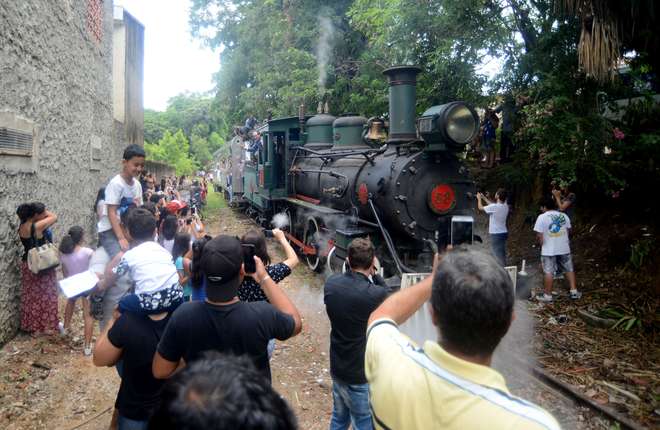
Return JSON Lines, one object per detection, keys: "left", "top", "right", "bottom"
{"left": 368, "top": 199, "right": 417, "bottom": 275}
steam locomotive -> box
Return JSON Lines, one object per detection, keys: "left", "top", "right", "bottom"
{"left": 215, "top": 66, "right": 479, "bottom": 277}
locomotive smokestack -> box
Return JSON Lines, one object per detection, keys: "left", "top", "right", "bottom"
{"left": 383, "top": 65, "right": 422, "bottom": 144}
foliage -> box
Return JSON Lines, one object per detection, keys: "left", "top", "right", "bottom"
{"left": 628, "top": 238, "right": 653, "bottom": 270}
{"left": 184, "top": 0, "right": 659, "bottom": 198}
{"left": 517, "top": 95, "right": 619, "bottom": 189}
{"left": 598, "top": 306, "right": 642, "bottom": 331}
{"left": 144, "top": 93, "right": 228, "bottom": 169}
{"left": 145, "top": 130, "right": 196, "bottom": 175}
{"left": 558, "top": 1, "right": 660, "bottom": 82}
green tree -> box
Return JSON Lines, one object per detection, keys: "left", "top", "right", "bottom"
{"left": 146, "top": 130, "right": 197, "bottom": 175}
{"left": 191, "top": 135, "right": 213, "bottom": 167}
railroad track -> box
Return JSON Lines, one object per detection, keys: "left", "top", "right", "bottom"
{"left": 499, "top": 352, "right": 645, "bottom": 430}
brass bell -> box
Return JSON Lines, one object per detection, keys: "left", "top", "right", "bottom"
{"left": 366, "top": 117, "right": 387, "bottom": 142}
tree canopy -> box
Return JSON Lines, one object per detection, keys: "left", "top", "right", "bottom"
{"left": 180, "top": 0, "right": 658, "bottom": 198}
{"left": 144, "top": 93, "right": 229, "bottom": 173}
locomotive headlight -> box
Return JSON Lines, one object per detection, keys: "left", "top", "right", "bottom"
{"left": 418, "top": 102, "right": 479, "bottom": 151}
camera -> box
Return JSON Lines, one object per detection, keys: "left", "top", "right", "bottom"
{"left": 263, "top": 229, "right": 274, "bottom": 238}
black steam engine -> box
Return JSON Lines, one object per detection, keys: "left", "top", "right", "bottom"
{"left": 218, "top": 66, "right": 479, "bottom": 277}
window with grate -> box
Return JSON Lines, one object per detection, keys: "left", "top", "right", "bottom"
{"left": 0, "top": 126, "right": 33, "bottom": 157}
{"left": 87, "top": 0, "right": 104, "bottom": 44}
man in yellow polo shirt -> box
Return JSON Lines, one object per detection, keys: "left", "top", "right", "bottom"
{"left": 365, "top": 247, "right": 560, "bottom": 430}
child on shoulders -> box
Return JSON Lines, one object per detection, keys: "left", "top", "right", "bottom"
{"left": 105, "top": 208, "right": 183, "bottom": 314}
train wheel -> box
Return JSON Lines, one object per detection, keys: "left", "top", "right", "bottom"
{"left": 326, "top": 246, "right": 347, "bottom": 274}
{"left": 303, "top": 217, "right": 324, "bottom": 273}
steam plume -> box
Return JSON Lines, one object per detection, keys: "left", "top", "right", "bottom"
{"left": 315, "top": 16, "right": 335, "bottom": 96}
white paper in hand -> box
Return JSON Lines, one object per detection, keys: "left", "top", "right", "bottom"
{"left": 58, "top": 270, "right": 99, "bottom": 298}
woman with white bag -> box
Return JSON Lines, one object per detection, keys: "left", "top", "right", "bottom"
{"left": 16, "top": 202, "right": 60, "bottom": 335}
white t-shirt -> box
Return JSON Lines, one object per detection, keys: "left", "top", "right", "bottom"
{"left": 533, "top": 210, "right": 571, "bottom": 256}
{"left": 161, "top": 238, "right": 174, "bottom": 255}
{"left": 484, "top": 203, "right": 509, "bottom": 234}
{"left": 112, "top": 241, "right": 179, "bottom": 294}
{"left": 97, "top": 174, "right": 143, "bottom": 233}
{"left": 96, "top": 199, "right": 107, "bottom": 221}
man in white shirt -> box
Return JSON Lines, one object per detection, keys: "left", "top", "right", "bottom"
{"left": 533, "top": 196, "right": 581, "bottom": 301}
{"left": 477, "top": 188, "right": 509, "bottom": 266}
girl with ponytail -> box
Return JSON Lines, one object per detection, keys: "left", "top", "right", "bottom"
{"left": 59, "top": 226, "right": 95, "bottom": 355}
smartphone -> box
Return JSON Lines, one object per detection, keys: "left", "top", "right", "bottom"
{"left": 450, "top": 215, "right": 474, "bottom": 246}
{"left": 242, "top": 244, "right": 256, "bottom": 273}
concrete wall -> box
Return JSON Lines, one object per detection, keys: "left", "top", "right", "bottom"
{"left": 145, "top": 160, "right": 176, "bottom": 181}
{"left": 0, "top": 0, "right": 119, "bottom": 344}
{"left": 113, "top": 6, "right": 144, "bottom": 145}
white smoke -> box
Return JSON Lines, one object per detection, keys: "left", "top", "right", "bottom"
{"left": 271, "top": 212, "right": 290, "bottom": 229}
{"left": 315, "top": 16, "right": 335, "bottom": 95}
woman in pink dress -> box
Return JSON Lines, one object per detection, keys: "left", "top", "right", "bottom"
{"left": 16, "top": 202, "right": 59, "bottom": 334}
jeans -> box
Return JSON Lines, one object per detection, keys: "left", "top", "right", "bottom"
{"left": 98, "top": 230, "right": 121, "bottom": 259}
{"left": 191, "top": 279, "right": 207, "bottom": 301}
{"left": 267, "top": 338, "right": 276, "bottom": 359}
{"left": 490, "top": 233, "right": 508, "bottom": 266}
{"left": 118, "top": 414, "right": 148, "bottom": 430}
{"left": 330, "top": 380, "right": 373, "bottom": 430}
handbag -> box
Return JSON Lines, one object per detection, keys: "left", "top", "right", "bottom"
{"left": 27, "top": 223, "right": 60, "bottom": 274}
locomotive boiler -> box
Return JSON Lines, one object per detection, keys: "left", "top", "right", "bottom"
{"left": 216, "top": 66, "right": 479, "bottom": 276}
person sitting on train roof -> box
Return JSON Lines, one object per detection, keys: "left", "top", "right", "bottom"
{"left": 365, "top": 247, "right": 560, "bottom": 430}
{"left": 247, "top": 131, "right": 262, "bottom": 154}
{"left": 245, "top": 114, "right": 258, "bottom": 130}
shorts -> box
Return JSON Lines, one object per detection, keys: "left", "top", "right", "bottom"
{"left": 482, "top": 137, "right": 494, "bottom": 151}
{"left": 118, "top": 283, "right": 183, "bottom": 315}
{"left": 541, "top": 254, "right": 574, "bottom": 275}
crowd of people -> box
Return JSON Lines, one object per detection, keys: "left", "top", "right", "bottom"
{"left": 13, "top": 142, "right": 581, "bottom": 429}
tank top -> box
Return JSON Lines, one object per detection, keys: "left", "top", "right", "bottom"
{"left": 19, "top": 223, "right": 49, "bottom": 262}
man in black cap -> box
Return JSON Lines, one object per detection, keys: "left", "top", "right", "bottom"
{"left": 152, "top": 235, "right": 302, "bottom": 381}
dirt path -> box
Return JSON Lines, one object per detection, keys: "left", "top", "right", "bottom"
{"left": 0, "top": 203, "right": 332, "bottom": 430}
{"left": 0, "top": 194, "right": 635, "bottom": 429}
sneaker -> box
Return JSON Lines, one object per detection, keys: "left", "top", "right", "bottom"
{"left": 58, "top": 322, "right": 66, "bottom": 336}
{"left": 569, "top": 290, "right": 582, "bottom": 300}
{"left": 84, "top": 345, "right": 92, "bottom": 356}
{"left": 535, "top": 293, "right": 554, "bottom": 302}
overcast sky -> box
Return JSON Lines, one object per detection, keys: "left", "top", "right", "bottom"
{"left": 116, "top": 0, "right": 220, "bottom": 111}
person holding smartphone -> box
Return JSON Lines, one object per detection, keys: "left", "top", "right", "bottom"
{"left": 477, "top": 189, "right": 509, "bottom": 266}
{"left": 153, "top": 235, "right": 302, "bottom": 382}
{"left": 238, "top": 228, "right": 299, "bottom": 357}
{"left": 238, "top": 229, "right": 299, "bottom": 303}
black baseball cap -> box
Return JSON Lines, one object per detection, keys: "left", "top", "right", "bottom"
{"left": 200, "top": 235, "right": 243, "bottom": 302}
